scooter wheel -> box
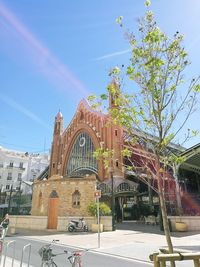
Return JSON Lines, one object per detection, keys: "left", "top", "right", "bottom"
{"left": 68, "top": 226, "right": 74, "bottom": 232}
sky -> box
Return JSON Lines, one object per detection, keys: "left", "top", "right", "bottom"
{"left": 0, "top": 0, "right": 200, "bottom": 153}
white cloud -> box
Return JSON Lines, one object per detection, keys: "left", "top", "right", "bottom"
{"left": 93, "top": 49, "right": 131, "bottom": 61}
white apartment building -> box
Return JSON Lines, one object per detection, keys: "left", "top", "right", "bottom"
{"left": 0, "top": 146, "right": 49, "bottom": 194}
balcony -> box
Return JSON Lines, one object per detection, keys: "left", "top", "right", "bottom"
{"left": 19, "top": 167, "right": 25, "bottom": 171}
{"left": 7, "top": 165, "right": 13, "bottom": 169}
{"left": 6, "top": 165, "right": 25, "bottom": 171}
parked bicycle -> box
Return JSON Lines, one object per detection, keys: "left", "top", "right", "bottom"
{"left": 38, "top": 239, "right": 88, "bottom": 267}
{"left": 67, "top": 249, "right": 88, "bottom": 267}
{"left": 38, "top": 239, "right": 66, "bottom": 267}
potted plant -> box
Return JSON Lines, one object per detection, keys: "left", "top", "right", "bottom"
{"left": 87, "top": 202, "right": 111, "bottom": 232}
{"left": 175, "top": 221, "right": 188, "bottom": 232}
{"left": 174, "top": 208, "right": 188, "bottom": 232}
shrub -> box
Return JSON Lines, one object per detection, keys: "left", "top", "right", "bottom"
{"left": 87, "top": 202, "right": 111, "bottom": 217}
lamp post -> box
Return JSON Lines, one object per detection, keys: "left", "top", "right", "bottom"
{"left": 109, "top": 165, "right": 116, "bottom": 231}
{"left": 17, "top": 180, "right": 22, "bottom": 215}
{"left": 8, "top": 184, "right": 13, "bottom": 214}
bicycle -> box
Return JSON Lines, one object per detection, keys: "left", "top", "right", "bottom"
{"left": 38, "top": 239, "right": 66, "bottom": 267}
{"left": 67, "top": 249, "right": 88, "bottom": 267}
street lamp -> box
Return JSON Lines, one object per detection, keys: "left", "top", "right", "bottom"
{"left": 109, "top": 165, "right": 116, "bottom": 231}
{"left": 8, "top": 184, "right": 13, "bottom": 214}
{"left": 17, "top": 180, "right": 22, "bottom": 215}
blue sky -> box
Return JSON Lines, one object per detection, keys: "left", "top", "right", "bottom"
{"left": 0, "top": 0, "right": 200, "bottom": 153}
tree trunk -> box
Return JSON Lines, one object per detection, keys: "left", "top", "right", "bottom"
{"left": 156, "top": 159, "right": 175, "bottom": 267}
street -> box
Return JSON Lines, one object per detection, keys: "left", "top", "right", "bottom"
{"left": 3, "top": 236, "right": 153, "bottom": 267}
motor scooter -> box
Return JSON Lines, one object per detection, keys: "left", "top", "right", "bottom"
{"left": 67, "top": 218, "right": 88, "bottom": 232}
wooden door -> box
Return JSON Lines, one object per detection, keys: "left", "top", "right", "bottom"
{"left": 47, "top": 196, "right": 59, "bottom": 229}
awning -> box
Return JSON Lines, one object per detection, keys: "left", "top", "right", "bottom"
{"left": 179, "top": 143, "right": 200, "bottom": 173}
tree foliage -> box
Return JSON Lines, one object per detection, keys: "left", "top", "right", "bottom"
{"left": 89, "top": 1, "right": 200, "bottom": 258}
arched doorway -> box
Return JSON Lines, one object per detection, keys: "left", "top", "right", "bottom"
{"left": 47, "top": 190, "right": 59, "bottom": 229}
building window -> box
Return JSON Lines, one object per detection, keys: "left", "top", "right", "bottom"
{"left": 6, "top": 185, "right": 10, "bottom": 190}
{"left": 116, "top": 160, "right": 119, "bottom": 167}
{"left": 7, "top": 173, "right": 12, "bottom": 180}
{"left": 115, "top": 129, "right": 118, "bottom": 136}
{"left": 38, "top": 192, "right": 42, "bottom": 208}
{"left": 117, "top": 182, "right": 131, "bottom": 192}
{"left": 18, "top": 173, "right": 22, "bottom": 181}
{"left": 72, "top": 190, "right": 80, "bottom": 207}
{"left": 49, "top": 190, "right": 58, "bottom": 198}
{"left": 9, "top": 162, "right": 14, "bottom": 167}
{"left": 33, "top": 174, "right": 36, "bottom": 180}
{"left": 66, "top": 132, "right": 98, "bottom": 177}
{"left": 19, "top": 162, "right": 23, "bottom": 169}
{"left": 52, "top": 163, "right": 55, "bottom": 168}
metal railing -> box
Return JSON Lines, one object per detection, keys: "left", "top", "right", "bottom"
{"left": 150, "top": 251, "right": 200, "bottom": 267}
{"left": 3, "top": 240, "right": 16, "bottom": 267}
{"left": 20, "top": 243, "right": 31, "bottom": 267}
{"left": 2, "top": 240, "right": 32, "bottom": 267}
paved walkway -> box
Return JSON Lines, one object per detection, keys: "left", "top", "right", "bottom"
{"left": 5, "top": 222, "right": 200, "bottom": 266}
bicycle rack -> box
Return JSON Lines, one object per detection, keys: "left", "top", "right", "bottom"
{"left": 20, "top": 243, "right": 31, "bottom": 267}
{"left": 3, "top": 241, "right": 31, "bottom": 267}
{"left": 3, "top": 240, "right": 16, "bottom": 267}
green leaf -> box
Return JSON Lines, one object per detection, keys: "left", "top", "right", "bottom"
{"left": 144, "top": 0, "right": 151, "bottom": 7}
{"left": 88, "top": 95, "right": 96, "bottom": 102}
{"left": 116, "top": 16, "right": 123, "bottom": 27}
{"left": 193, "top": 84, "right": 200, "bottom": 92}
{"left": 100, "top": 94, "right": 108, "bottom": 100}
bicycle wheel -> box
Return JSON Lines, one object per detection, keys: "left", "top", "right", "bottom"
{"left": 41, "top": 262, "right": 57, "bottom": 267}
{"left": 72, "top": 258, "right": 82, "bottom": 267}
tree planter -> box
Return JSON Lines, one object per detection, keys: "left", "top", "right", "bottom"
{"left": 91, "top": 223, "right": 103, "bottom": 232}
{"left": 175, "top": 222, "right": 188, "bottom": 232}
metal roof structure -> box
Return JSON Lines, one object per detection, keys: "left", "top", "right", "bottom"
{"left": 179, "top": 143, "right": 200, "bottom": 174}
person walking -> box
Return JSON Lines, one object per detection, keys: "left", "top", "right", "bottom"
{"left": 1, "top": 214, "right": 9, "bottom": 238}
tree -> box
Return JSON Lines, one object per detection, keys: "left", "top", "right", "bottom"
{"left": 89, "top": 0, "right": 200, "bottom": 261}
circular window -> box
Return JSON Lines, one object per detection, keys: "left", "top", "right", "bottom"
{"left": 79, "top": 136, "right": 86, "bottom": 147}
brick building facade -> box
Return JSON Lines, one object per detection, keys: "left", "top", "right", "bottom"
{"left": 31, "top": 95, "right": 200, "bottom": 228}
{"left": 31, "top": 98, "right": 134, "bottom": 228}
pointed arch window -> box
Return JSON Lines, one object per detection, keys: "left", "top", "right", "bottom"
{"left": 66, "top": 132, "right": 98, "bottom": 177}
{"left": 49, "top": 190, "right": 59, "bottom": 198}
{"left": 38, "top": 192, "right": 42, "bottom": 208}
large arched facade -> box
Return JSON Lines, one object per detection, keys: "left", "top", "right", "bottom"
{"left": 65, "top": 131, "right": 98, "bottom": 177}
{"left": 31, "top": 99, "right": 124, "bottom": 224}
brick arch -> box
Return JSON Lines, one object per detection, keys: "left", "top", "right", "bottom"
{"left": 61, "top": 123, "right": 104, "bottom": 179}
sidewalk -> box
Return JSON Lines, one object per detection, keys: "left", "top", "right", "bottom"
{"left": 0, "top": 256, "right": 34, "bottom": 267}
{"left": 6, "top": 222, "right": 200, "bottom": 266}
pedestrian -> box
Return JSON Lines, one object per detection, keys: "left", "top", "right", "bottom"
{"left": 1, "top": 214, "right": 9, "bottom": 238}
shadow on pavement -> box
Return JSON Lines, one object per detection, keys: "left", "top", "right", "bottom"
{"left": 116, "top": 221, "right": 200, "bottom": 238}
